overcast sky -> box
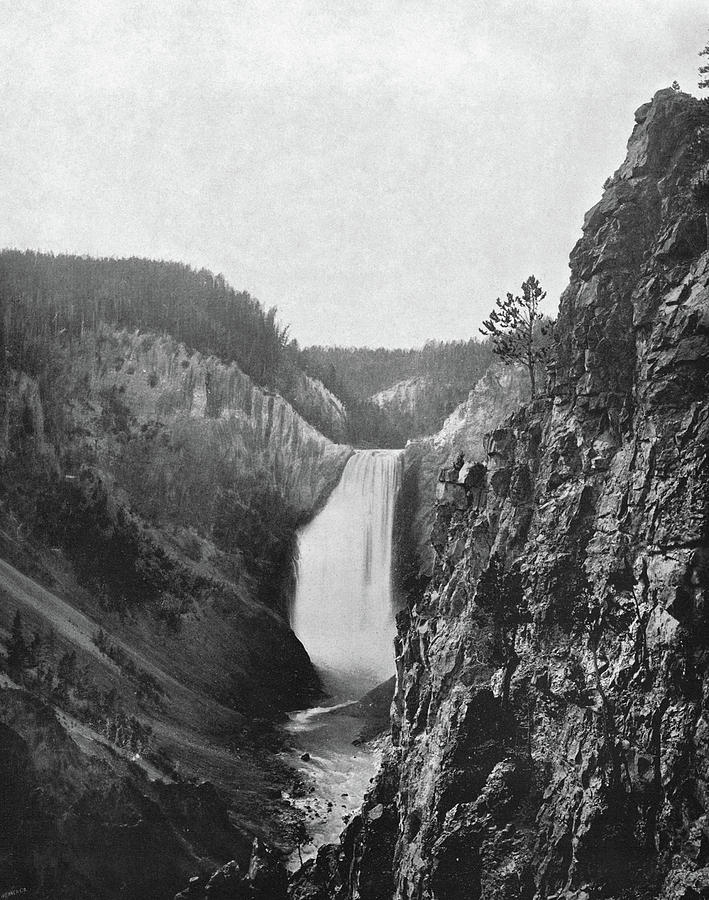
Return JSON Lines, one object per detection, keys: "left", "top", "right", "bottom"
{"left": 1, "top": 1, "right": 707, "bottom": 347}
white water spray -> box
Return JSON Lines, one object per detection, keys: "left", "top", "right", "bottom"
{"left": 291, "top": 449, "right": 402, "bottom": 696}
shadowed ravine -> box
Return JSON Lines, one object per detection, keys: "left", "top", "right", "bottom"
{"left": 286, "top": 450, "right": 403, "bottom": 860}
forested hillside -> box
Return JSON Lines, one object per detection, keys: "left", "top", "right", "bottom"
{"left": 0, "top": 250, "right": 287, "bottom": 382}
{"left": 302, "top": 340, "right": 495, "bottom": 441}
{"left": 303, "top": 340, "right": 493, "bottom": 400}
{"left": 0, "top": 249, "right": 352, "bottom": 896}
{"left": 0, "top": 250, "right": 502, "bottom": 447}
{"left": 0, "top": 250, "right": 347, "bottom": 442}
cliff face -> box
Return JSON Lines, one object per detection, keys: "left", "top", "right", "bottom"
{"left": 290, "top": 371, "right": 349, "bottom": 444}
{"left": 432, "top": 366, "right": 530, "bottom": 460}
{"left": 294, "top": 89, "right": 709, "bottom": 900}
{"left": 372, "top": 377, "right": 431, "bottom": 415}
{"left": 87, "top": 329, "right": 349, "bottom": 519}
{"left": 398, "top": 365, "right": 529, "bottom": 583}
{"left": 371, "top": 366, "right": 498, "bottom": 443}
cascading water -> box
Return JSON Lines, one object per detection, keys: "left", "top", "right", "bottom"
{"left": 285, "top": 449, "right": 403, "bottom": 862}
{"left": 291, "top": 449, "right": 402, "bottom": 697}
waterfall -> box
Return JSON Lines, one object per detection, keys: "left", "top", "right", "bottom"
{"left": 292, "top": 449, "right": 403, "bottom": 697}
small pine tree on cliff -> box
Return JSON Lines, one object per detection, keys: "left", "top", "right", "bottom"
{"left": 479, "top": 275, "right": 549, "bottom": 399}
{"left": 700, "top": 34, "right": 709, "bottom": 91}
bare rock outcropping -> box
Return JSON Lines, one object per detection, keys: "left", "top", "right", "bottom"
{"left": 295, "top": 89, "right": 709, "bottom": 900}
{"left": 399, "top": 364, "right": 529, "bottom": 580}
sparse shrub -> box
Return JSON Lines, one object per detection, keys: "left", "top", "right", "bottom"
{"left": 157, "top": 591, "right": 188, "bottom": 631}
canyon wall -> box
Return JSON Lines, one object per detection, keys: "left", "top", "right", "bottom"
{"left": 398, "top": 364, "right": 529, "bottom": 582}
{"left": 87, "top": 329, "right": 350, "bottom": 519}
{"left": 293, "top": 88, "right": 709, "bottom": 900}
{"left": 0, "top": 326, "right": 353, "bottom": 897}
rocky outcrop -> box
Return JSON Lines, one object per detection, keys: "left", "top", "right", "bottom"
{"left": 297, "top": 89, "right": 709, "bottom": 899}
{"left": 372, "top": 377, "right": 431, "bottom": 415}
{"left": 98, "top": 330, "right": 351, "bottom": 517}
{"left": 398, "top": 364, "right": 528, "bottom": 582}
{"left": 432, "top": 365, "right": 529, "bottom": 459}
{"left": 0, "top": 688, "right": 251, "bottom": 900}
{"left": 371, "top": 368, "right": 500, "bottom": 441}
{"left": 1, "top": 328, "right": 350, "bottom": 523}
{"left": 174, "top": 838, "right": 288, "bottom": 900}
{"left": 290, "top": 371, "right": 348, "bottom": 444}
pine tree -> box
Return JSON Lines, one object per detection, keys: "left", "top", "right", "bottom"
{"left": 28, "top": 630, "right": 42, "bottom": 667}
{"left": 700, "top": 34, "right": 709, "bottom": 91}
{"left": 7, "top": 610, "right": 26, "bottom": 674}
{"left": 479, "top": 275, "right": 550, "bottom": 399}
{"left": 57, "top": 649, "right": 77, "bottom": 691}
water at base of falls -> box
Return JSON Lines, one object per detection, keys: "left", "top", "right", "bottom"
{"left": 283, "top": 701, "right": 385, "bottom": 863}
{"left": 285, "top": 449, "right": 402, "bottom": 865}
{"left": 291, "top": 449, "right": 402, "bottom": 698}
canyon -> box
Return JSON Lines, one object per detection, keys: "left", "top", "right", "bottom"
{"left": 0, "top": 85, "right": 708, "bottom": 900}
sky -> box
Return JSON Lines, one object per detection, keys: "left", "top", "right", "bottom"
{"left": 1, "top": 1, "right": 707, "bottom": 348}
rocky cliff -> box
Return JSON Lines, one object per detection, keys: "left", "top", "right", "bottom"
{"left": 397, "top": 364, "right": 529, "bottom": 585}
{"left": 372, "top": 377, "right": 431, "bottom": 415}
{"left": 290, "top": 371, "right": 349, "bottom": 444}
{"left": 292, "top": 89, "right": 709, "bottom": 900}
{"left": 370, "top": 359, "right": 495, "bottom": 442}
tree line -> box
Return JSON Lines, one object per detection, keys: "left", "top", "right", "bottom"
{"left": 0, "top": 249, "right": 290, "bottom": 388}
{"left": 300, "top": 338, "right": 496, "bottom": 443}
{"left": 302, "top": 338, "right": 494, "bottom": 402}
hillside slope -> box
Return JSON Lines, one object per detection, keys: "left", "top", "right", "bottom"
{"left": 0, "top": 277, "right": 352, "bottom": 896}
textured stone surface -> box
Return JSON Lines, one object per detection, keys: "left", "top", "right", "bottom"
{"left": 295, "top": 89, "right": 709, "bottom": 899}
{"left": 399, "top": 364, "right": 529, "bottom": 580}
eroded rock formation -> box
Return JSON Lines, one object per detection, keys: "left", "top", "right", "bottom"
{"left": 399, "top": 364, "right": 529, "bottom": 581}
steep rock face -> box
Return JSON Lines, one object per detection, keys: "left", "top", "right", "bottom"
{"left": 290, "top": 371, "right": 348, "bottom": 444}
{"left": 432, "top": 366, "right": 530, "bottom": 460}
{"left": 372, "top": 370, "right": 498, "bottom": 442}
{"left": 102, "top": 330, "right": 350, "bottom": 517}
{"left": 398, "top": 364, "right": 529, "bottom": 582}
{"left": 1, "top": 329, "right": 349, "bottom": 517}
{"left": 300, "top": 89, "right": 709, "bottom": 900}
{"left": 372, "top": 377, "right": 431, "bottom": 415}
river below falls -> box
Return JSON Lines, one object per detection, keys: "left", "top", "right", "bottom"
{"left": 284, "top": 449, "right": 401, "bottom": 867}
{"left": 282, "top": 695, "right": 385, "bottom": 866}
